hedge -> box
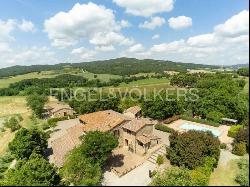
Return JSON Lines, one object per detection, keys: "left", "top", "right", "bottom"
{"left": 155, "top": 124, "right": 174, "bottom": 133}
{"left": 227, "top": 125, "right": 243, "bottom": 138}
{"left": 162, "top": 115, "right": 180, "bottom": 124}
{"left": 47, "top": 115, "right": 75, "bottom": 127}
{"left": 232, "top": 142, "right": 247, "bottom": 156}
{"left": 180, "top": 115, "right": 220, "bottom": 127}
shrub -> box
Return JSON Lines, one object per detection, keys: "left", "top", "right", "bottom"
{"left": 180, "top": 115, "right": 220, "bottom": 127}
{"left": 156, "top": 155, "right": 164, "bottom": 165}
{"left": 3, "top": 117, "right": 21, "bottom": 132}
{"left": 151, "top": 167, "right": 193, "bottom": 186}
{"left": 228, "top": 125, "right": 243, "bottom": 138}
{"left": 234, "top": 127, "right": 249, "bottom": 151}
{"left": 235, "top": 159, "right": 249, "bottom": 186}
{"left": 220, "top": 143, "right": 227, "bottom": 149}
{"left": 155, "top": 124, "right": 174, "bottom": 133}
{"left": 167, "top": 131, "right": 220, "bottom": 169}
{"left": 190, "top": 157, "right": 216, "bottom": 186}
{"left": 206, "top": 111, "right": 223, "bottom": 123}
{"left": 47, "top": 115, "right": 75, "bottom": 128}
{"left": 162, "top": 115, "right": 180, "bottom": 124}
{"left": 232, "top": 142, "right": 247, "bottom": 156}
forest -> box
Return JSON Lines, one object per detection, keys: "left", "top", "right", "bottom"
{"left": 0, "top": 57, "right": 218, "bottom": 78}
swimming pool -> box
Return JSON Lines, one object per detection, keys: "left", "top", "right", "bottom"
{"left": 179, "top": 123, "right": 221, "bottom": 137}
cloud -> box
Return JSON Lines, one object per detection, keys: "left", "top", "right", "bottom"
{"left": 147, "top": 10, "right": 249, "bottom": 65}
{"left": 18, "top": 19, "right": 36, "bottom": 32}
{"left": 119, "top": 20, "right": 131, "bottom": 28}
{"left": 127, "top": 43, "right": 145, "bottom": 53}
{"left": 95, "top": 45, "right": 115, "bottom": 52}
{"left": 1, "top": 46, "right": 58, "bottom": 66}
{"left": 152, "top": 34, "right": 160, "bottom": 40}
{"left": 44, "top": 2, "right": 132, "bottom": 49}
{"left": 113, "top": 0, "right": 174, "bottom": 17}
{"left": 187, "top": 34, "right": 218, "bottom": 47}
{"left": 168, "top": 16, "right": 192, "bottom": 30}
{"left": 0, "top": 19, "right": 16, "bottom": 42}
{"left": 214, "top": 10, "right": 249, "bottom": 37}
{"left": 139, "top": 17, "right": 165, "bottom": 30}
{"left": 71, "top": 47, "right": 96, "bottom": 59}
{"left": 90, "top": 32, "right": 134, "bottom": 47}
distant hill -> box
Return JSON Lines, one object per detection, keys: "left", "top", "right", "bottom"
{"left": 0, "top": 57, "right": 219, "bottom": 78}
{"left": 226, "top": 63, "right": 249, "bottom": 70}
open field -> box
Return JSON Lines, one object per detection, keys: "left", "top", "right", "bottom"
{"left": 0, "top": 71, "right": 57, "bottom": 88}
{"left": 0, "top": 96, "right": 30, "bottom": 117}
{"left": 75, "top": 71, "right": 121, "bottom": 82}
{"left": 0, "top": 70, "right": 122, "bottom": 89}
{"left": 103, "top": 78, "right": 172, "bottom": 94}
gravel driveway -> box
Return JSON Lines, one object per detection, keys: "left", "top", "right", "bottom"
{"left": 102, "top": 160, "right": 156, "bottom": 186}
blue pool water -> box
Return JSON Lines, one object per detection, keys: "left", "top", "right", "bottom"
{"left": 179, "top": 123, "right": 221, "bottom": 137}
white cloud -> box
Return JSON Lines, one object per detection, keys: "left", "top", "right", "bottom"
{"left": 187, "top": 34, "right": 218, "bottom": 47}
{"left": 119, "top": 20, "right": 131, "bottom": 28}
{"left": 44, "top": 2, "right": 132, "bottom": 49}
{"left": 0, "top": 19, "right": 16, "bottom": 42}
{"left": 95, "top": 45, "right": 115, "bottom": 52}
{"left": 0, "top": 43, "right": 11, "bottom": 52}
{"left": 147, "top": 10, "right": 249, "bottom": 65}
{"left": 139, "top": 17, "right": 165, "bottom": 30}
{"left": 1, "top": 46, "right": 58, "bottom": 66}
{"left": 152, "top": 34, "right": 160, "bottom": 40}
{"left": 214, "top": 10, "right": 249, "bottom": 37}
{"left": 90, "top": 32, "right": 134, "bottom": 47}
{"left": 71, "top": 47, "right": 96, "bottom": 59}
{"left": 127, "top": 43, "right": 145, "bottom": 53}
{"left": 151, "top": 40, "right": 186, "bottom": 53}
{"left": 113, "top": 0, "right": 174, "bottom": 17}
{"left": 168, "top": 16, "right": 192, "bottom": 30}
{"left": 18, "top": 19, "right": 36, "bottom": 32}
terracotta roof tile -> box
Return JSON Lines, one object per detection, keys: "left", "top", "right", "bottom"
{"left": 50, "top": 124, "right": 85, "bottom": 167}
{"left": 124, "top": 106, "right": 141, "bottom": 114}
{"left": 122, "top": 118, "right": 156, "bottom": 133}
{"left": 79, "top": 110, "right": 130, "bottom": 132}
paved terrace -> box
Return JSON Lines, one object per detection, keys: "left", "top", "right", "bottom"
{"left": 168, "top": 119, "right": 233, "bottom": 145}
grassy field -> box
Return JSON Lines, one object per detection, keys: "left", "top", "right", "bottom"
{"left": 0, "top": 71, "right": 57, "bottom": 88}
{"left": 75, "top": 71, "right": 121, "bottom": 82}
{"left": 243, "top": 77, "right": 249, "bottom": 95}
{"left": 0, "top": 70, "right": 122, "bottom": 89}
{"left": 209, "top": 159, "right": 240, "bottom": 186}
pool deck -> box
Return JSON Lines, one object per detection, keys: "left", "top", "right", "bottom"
{"left": 168, "top": 119, "right": 233, "bottom": 145}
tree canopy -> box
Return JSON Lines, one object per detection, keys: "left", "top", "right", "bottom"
{"left": 167, "top": 131, "right": 220, "bottom": 169}
{"left": 8, "top": 128, "right": 48, "bottom": 159}
{"left": 4, "top": 153, "right": 60, "bottom": 186}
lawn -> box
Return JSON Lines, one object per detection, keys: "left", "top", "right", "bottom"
{"left": 209, "top": 159, "right": 240, "bottom": 186}
{"left": 0, "top": 71, "right": 57, "bottom": 88}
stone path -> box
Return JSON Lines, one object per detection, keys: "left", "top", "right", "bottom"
{"left": 102, "top": 160, "right": 156, "bottom": 186}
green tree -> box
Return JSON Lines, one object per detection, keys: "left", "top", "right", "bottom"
{"left": 81, "top": 131, "right": 118, "bottom": 166}
{"left": 142, "top": 91, "right": 183, "bottom": 120}
{"left": 151, "top": 167, "right": 193, "bottom": 186}
{"left": 62, "top": 146, "right": 102, "bottom": 186}
{"left": 3, "top": 116, "right": 21, "bottom": 132}
{"left": 4, "top": 153, "right": 60, "bottom": 186}
{"left": 167, "top": 131, "right": 220, "bottom": 169}
{"left": 26, "top": 94, "right": 48, "bottom": 118}
{"left": 8, "top": 128, "right": 48, "bottom": 159}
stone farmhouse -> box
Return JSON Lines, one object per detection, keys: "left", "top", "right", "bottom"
{"left": 48, "top": 106, "right": 160, "bottom": 167}
{"left": 45, "top": 102, "right": 75, "bottom": 118}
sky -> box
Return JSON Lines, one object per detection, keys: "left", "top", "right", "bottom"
{"left": 0, "top": 0, "right": 249, "bottom": 68}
